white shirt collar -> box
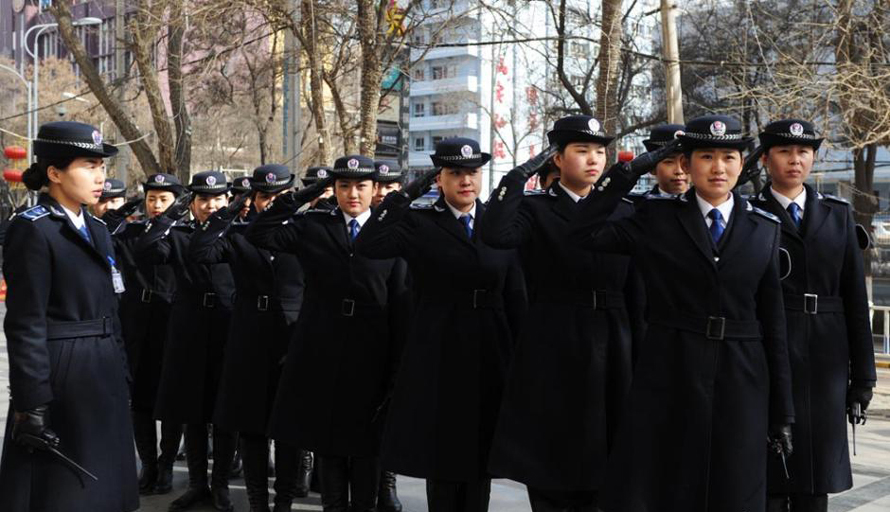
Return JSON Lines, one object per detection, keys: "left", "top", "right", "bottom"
{"left": 657, "top": 187, "right": 673, "bottom": 196}
{"left": 558, "top": 181, "right": 588, "bottom": 203}
{"left": 342, "top": 208, "right": 371, "bottom": 228}
{"left": 444, "top": 200, "right": 476, "bottom": 222}
{"left": 770, "top": 187, "right": 806, "bottom": 217}
{"left": 60, "top": 203, "right": 86, "bottom": 230}
{"left": 695, "top": 192, "right": 734, "bottom": 226}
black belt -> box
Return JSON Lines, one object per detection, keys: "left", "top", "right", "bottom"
{"left": 46, "top": 317, "right": 114, "bottom": 340}
{"left": 237, "top": 294, "right": 302, "bottom": 312}
{"left": 315, "top": 297, "right": 385, "bottom": 317}
{"left": 419, "top": 289, "right": 503, "bottom": 309}
{"left": 651, "top": 313, "right": 762, "bottom": 341}
{"left": 135, "top": 288, "right": 174, "bottom": 304}
{"left": 535, "top": 289, "right": 625, "bottom": 310}
{"left": 783, "top": 293, "right": 844, "bottom": 314}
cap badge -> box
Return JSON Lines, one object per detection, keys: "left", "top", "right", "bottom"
{"left": 265, "top": 172, "right": 277, "bottom": 183}
{"left": 587, "top": 118, "right": 601, "bottom": 133}
{"left": 242, "top": 178, "right": 250, "bottom": 187}
{"left": 789, "top": 123, "right": 804, "bottom": 136}
{"left": 347, "top": 158, "right": 360, "bottom": 170}
{"left": 317, "top": 169, "right": 328, "bottom": 178}
{"left": 206, "top": 175, "right": 217, "bottom": 186}
{"left": 674, "top": 129, "right": 685, "bottom": 138}
{"left": 379, "top": 164, "right": 390, "bottom": 175}
{"left": 91, "top": 130, "right": 103, "bottom": 145}
{"left": 103, "top": 181, "right": 112, "bottom": 191}
{"left": 710, "top": 121, "right": 726, "bottom": 136}
{"left": 460, "top": 145, "right": 474, "bottom": 158}
{"left": 154, "top": 175, "right": 165, "bottom": 184}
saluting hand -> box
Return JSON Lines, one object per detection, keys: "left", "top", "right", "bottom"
{"left": 101, "top": 196, "right": 142, "bottom": 232}
{"left": 267, "top": 177, "right": 334, "bottom": 215}
{"left": 163, "top": 192, "right": 194, "bottom": 221}
{"left": 624, "top": 139, "right": 682, "bottom": 177}
{"left": 508, "top": 145, "right": 559, "bottom": 181}
{"left": 219, "top": 192, "right": 252, "bottom": 220}
{"left": 13, "top": 405, "right": 60, "bottom": 453}
{"left": 402, "top": 168, "right": 441, "bottom": 201}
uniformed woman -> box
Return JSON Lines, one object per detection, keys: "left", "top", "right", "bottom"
{"left": 247, "top": 155, "right": 409, "bottom": 512}
{"left": 137, "top": 171, "right": 238, "bottom": 512}
{"left": 479, "top": 116, "right": 635, "bottom": 512}
{"left": 749, "top": 119, "right": 877, "bottom": 512}
{"left": 356, "top": 138, "right": 527, "bottom": 512}
{"left": 571, "top": 115, "right": 795, "bottom": 512}
{"left": 0, "top": 121, "right": 139, "bottom": 512}
{"left": 189, "top": 164, "right": 305, "bottom": 512}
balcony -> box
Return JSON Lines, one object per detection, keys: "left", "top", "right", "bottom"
{"left": 408, "top": 150, "right": 436, "bottom": 168}
{"left": 409, "top": 113, "right": 478, "bottom": 132}
{"left": 410, "top": 75, "right": 478, "bottom": 96}
{"left": 410, "top": 41, "right": 479, "bottom": 61}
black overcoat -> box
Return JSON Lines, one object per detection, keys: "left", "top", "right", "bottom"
{"left": 0, "top": 194, "right": 138, "bottom": 512}
{"left": 355, "top": 194, "right": 527, "bottom": 481}
{"left": 246, "top": 206, "right": 408, "bottom": 457}
{"left": 479, "top": 179, "right": 635, "bottom": 492}
{"left": 189, "top": 214, "right": 304, "bottom": 435}
{"left": 136, "top": 216, "right": 235, "bottom": 424}
{"left": 751, "top": 184, "right": 876, "bottom": 494}
{"left": 570, "top": 168, "right": 795, "bottom": 512}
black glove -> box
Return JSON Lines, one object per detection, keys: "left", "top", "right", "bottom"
{"left": 767, "top": 424, "right": 793, "bottom": 458}
{"left": 101, "top": 197, "right": 142, "bottom": 232}
{"left": 848, "top": 386, "right": 873, "bottom": 414}
{"left": 626, "top": 139, "right": 682, "bottom": 177}
{"left": 268, "top": 177, "right": 334, "bottom": 215}
{"left": 507, "top": 145, "right": 559, "bottom": 181}
{"left": 219, "top": 192, "right": 251, "bottom": 221}
{"left": 163, "top": 192, "right": 193, "bottom": 221}
{"left": 13, "top": 405, "right": 60, "bottom": 452}
{"left": 402, "top": 169, "right": 441, "bottom": 201}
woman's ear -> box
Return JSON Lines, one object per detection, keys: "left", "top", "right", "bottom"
{"left": 46, "top": 165, "right": 64, "bottom": 185}
{"left": 552, "top": 152, "right": 563, "bottom": 171}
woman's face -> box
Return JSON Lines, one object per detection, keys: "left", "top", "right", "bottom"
{"left": 191, "top": 193, "right": 229, "bottom": 223}
{"left": 553, "top": 142, "right": 607, "bottom": 188}
{"left": 47, "top": 157, "right": 106, "bottom": 206}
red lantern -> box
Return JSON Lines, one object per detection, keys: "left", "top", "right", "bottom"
{"left": 3, "top": 169, "right": 23, "bottom": 182}
{"left": 4, "top": 146, "right": 27, "bottom": 160}
{"left": 617, "top": 150, "right": 635, "bottom": 163}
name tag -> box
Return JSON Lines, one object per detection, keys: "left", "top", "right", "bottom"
{"left": 108, "top": 256, "right": 126, "bottom": 294}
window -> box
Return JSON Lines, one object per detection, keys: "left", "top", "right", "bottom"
{"left": 431, "top": 65, "right": 455, "bottom": 80}
{"left": 570, "top": 75, "right": 585, "bottom": 88}
{"left": 413, "top": 68, "right": 425, "bottom": 81}
{"left": 570, "top": 41, "right": 587, "bottom": 58}
{"left": 413, "top": 102, "right": 425, "bottom": 117}
{"left": 431, "top": 136, "right": 444, "bottom": 146}
{"left": 414, "top": 137, "right": 425, "bottom": 151}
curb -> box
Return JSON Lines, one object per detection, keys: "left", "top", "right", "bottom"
{"left": 877, "top": 355, "right": 890, "bottom": 369}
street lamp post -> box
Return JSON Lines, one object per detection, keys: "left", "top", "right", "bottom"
{"left": 24, "top": 17, "right": 102, "bottom": 160}
{"left": 0, "top": 63, "right": 33, "bottom": 161}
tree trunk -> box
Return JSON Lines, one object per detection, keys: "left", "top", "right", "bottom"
{"left": 301, "top": 0, "right": 333, "bottom": 164}
{"left": 356, "top": 0, "right": 383, "bottom": 156}
{"left": 595, "top": 0, "right": 623, "bottom": 135}
{"left": 167, "top": 1, "right": 192, "bottom": 181}
{"left": 50, "top": 2, "right": 161, "bottom": 176}
{"left": 853, "top": 144, "right": 878, "bottom": 276}
{"left": 555, "top": 0, "right": 592, "bottom": 114}
{"left": 325, "top": 73, "right": 357, "bottom": 155}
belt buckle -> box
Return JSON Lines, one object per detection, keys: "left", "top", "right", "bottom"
{"left": 804, "top": 293, "right": 818, "bottom": 314}
{"left": 706, "top": 316, "right": 726, "bottom": 340}
{"left": 257, "top": 295, "right": 269, "bottom": 311}
{"left": 203, "top": 292, "right": 216, "bottom": 308}
{"left": 342, "top": 299, "right": 355, "bottom": 317}
{"left": 473, "top": 289, "right": 485, "bottom": 309}
{"left": 141, "top": 289, "right": 152, "bottom": 303}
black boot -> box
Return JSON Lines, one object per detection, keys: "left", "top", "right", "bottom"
{"left": 309, "top": 451, "right": 321, "bottom": 493}
{"left": 210, "top": 427, "right": 238, "bottom": 512}
{"left": 231, "top": 447, "right": 243, "bottom": 479}
{"left": 295, "top": 449, "right": 313, "bottom": 498}
{"left": 273, "top": 441, "right": 301, "bottom": 512}
{"left": 767, "top": 495, "right": 789, "bottom": 512}
{"left": 377, "top": 470, "right": 402, "bottom": 512}
{"left": 155, "top": 421, "right": 182, "bottom": 495}
{"left": 133, "top": 410, "right": 160, "bottom": 495}
{"left": 169, "top": 424, "right": 211, "bottom": 512}
{"left": 242, "top": 434, "right": 271, "bottom": 512}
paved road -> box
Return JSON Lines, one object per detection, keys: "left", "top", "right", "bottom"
{"left": 1, "top": 302, "right": 889, "bottom": 510}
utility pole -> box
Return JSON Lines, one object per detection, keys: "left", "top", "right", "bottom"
{"left": 283, "top": 0, "right": 302, "bottom": 176}
{"left": 660, "top": 0, "right": 683, "bottom": 124}
{"left": 114, "top": 0, "right": 130, "bottom": 184}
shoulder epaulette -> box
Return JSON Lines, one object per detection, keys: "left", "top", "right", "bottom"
{"left": 305, "top": 208, "right": 335, "bottom": 215}
{"left": 90, "top": 214, "right": 107, "bottom": 226}
{"left": 409, "top": 203, "right": 433, "bottom": 210}
{"left": 523, "top": 189, "right": 547, "bottom": 196}
{"left": 821, "top": 193, "right": 850, "bottom": 205}
{"left": 748, "top": 204, "right": 780, "bottom": 223}
{"left": 621, "top": 197, "right": 634, "bottom": 205}
{"left": 18, "top": 205, "right": 50, "bottom": 222}
{"left": 644, "top": 194, "right": 677, "bottom": 201}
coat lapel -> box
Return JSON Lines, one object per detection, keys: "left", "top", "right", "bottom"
{"left": 760, "top": 185, "right": 802, "bottom": 242}
{"left": 714, "top": 194, "right": 756, "bottom": 268}
{"left": 432, "top": 196, "right": 476, "bottom": 249}
{"left": 549, "top": 183, "right": 579, "bottom": 222}
{"left": 676, "top": 190, "right": 717, "bottom": 267}
{"left": 802, "top": 184, "right": 830, "bottom": 240}
{"left": 40, "top": 196, "right": 110, "bottom": 268}
{"left": 324, "top": 208, "right": 352, "bottom": 254}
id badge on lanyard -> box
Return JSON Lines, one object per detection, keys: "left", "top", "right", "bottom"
{"left": 108, "top": 256, "right": 126, "bottom": 294}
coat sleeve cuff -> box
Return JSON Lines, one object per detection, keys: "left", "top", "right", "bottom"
{"left": 13, "top": 386, "right": 53, "bottom": 412}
